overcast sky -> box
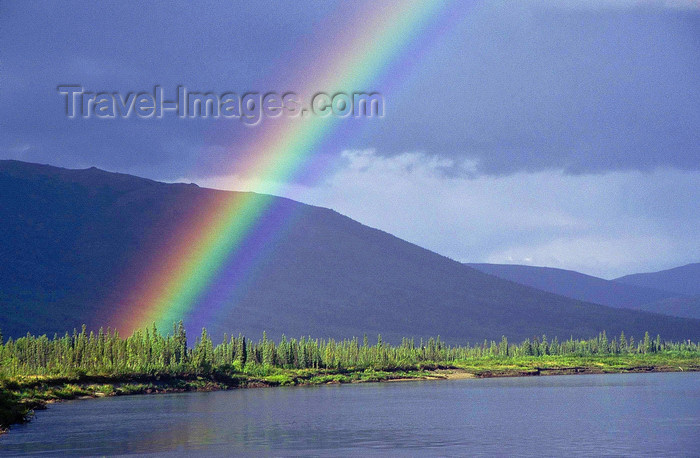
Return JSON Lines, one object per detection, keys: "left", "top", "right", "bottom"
{"left": 1, "top": 0, "right": 698, "bottom": 278}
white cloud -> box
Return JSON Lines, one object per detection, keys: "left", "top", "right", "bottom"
{"left": 486, "top": 235, "right": 679, "bottom": 278}
{"left": 178, "top": 149, "right": 700, "bottom": 279}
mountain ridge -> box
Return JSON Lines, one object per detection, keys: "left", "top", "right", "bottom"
{"left": 615, "top": 263, "right": 700, "bottom": 297}
{"left": 468, "top": 263, "right": 698, "bottom": 319}
{"left": 2, "top": 159, "right": 699, "bottom": 343}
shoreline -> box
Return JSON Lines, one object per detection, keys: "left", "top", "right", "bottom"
{"left": 2, "top": 361, "right": 699, "bottom": 434}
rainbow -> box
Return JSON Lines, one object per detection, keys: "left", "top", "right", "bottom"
{"left": 116, "top": 1, "right": 465, "bottom": 335}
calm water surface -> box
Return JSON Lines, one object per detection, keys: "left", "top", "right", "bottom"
{"left": 1, "top": 372, "right": 699, "bottom": 457}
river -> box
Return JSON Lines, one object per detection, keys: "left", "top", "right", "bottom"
{"left": 1, "top": 372, "right": 699, "bottom": 456}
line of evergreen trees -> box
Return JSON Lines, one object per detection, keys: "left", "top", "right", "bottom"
{"left": 0, "top": 323, "right": 697, "bottom": 377}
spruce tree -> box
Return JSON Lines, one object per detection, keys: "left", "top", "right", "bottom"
{"left": 643, "top": 332, "right": 652, "bottom": 354}
{"left": 619, "top": 331, "right": 627, "bottom": 353}
{"left": 237, "top": 334, "right": 247, "bottom": 368}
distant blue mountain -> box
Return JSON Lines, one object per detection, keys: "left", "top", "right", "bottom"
{"left": 615, "top": 264, "right": 700, "bottom": 297}
{"left": 467, "top": 263, "right": 699, "bottom": 319}
{"left": 642, "top": 295, "right": 700, "bottom": 319}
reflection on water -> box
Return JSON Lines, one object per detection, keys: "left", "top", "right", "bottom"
{"left": 1, "top": 372, "right": 699, "bottom": 456}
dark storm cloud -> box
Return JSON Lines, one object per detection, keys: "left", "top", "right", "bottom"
{"left": 0, "top": 0, "right": 698, "bottom": 179}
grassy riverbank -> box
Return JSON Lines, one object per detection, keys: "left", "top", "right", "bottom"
{"left": 0, "top": 365, "right": 441, "bottom": 431}
{"left": 3, "top": 352, "right": 699, "bottom": 432}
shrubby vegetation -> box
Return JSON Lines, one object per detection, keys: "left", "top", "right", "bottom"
{"left": 1, "top": 323, "right": 699, "bottom": 430}
{"left": 0, "top": 323, "right": 697, "bottom": 377}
